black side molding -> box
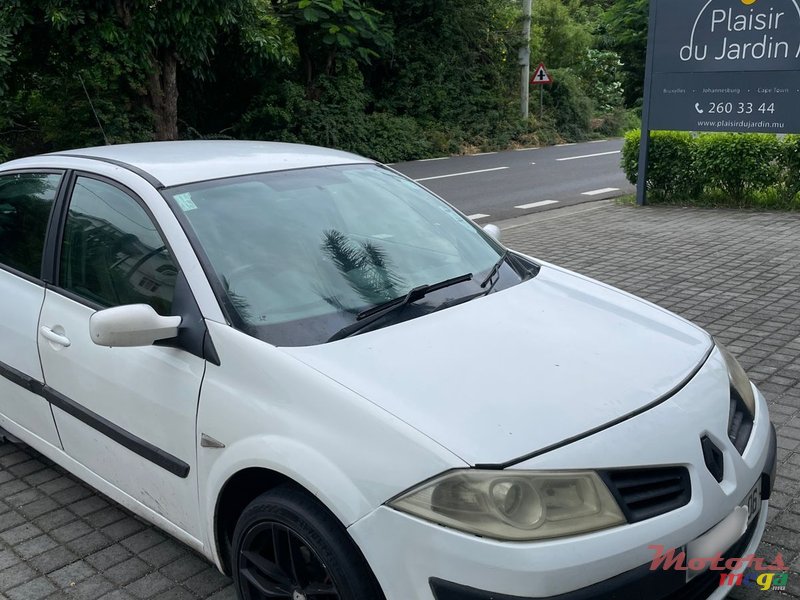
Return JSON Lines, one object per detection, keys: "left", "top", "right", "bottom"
{"left": 0, "top": 360, "right": 44, "bottom": 396}
{"left": 0, "top": 360, "right": 189, "bottom": 478}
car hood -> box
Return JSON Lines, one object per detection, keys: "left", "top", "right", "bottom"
{"left": 282, "top": 264, "right": 713, "bottom": 466}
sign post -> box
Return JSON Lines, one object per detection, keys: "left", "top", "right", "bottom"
{"left": 637, "top": 0, "right": 800, "bottom": 205}
{"left": 636, "top": 0, "right": 660, "bottom": 207}
{"left": 531, "top": 63, "right": 553, "bottom": 121}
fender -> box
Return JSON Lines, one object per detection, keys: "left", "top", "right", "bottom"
{"left": 196, "top": 321, "right": 467, "bottom": 570}
{"left": 201, "top": 434, "right": 376, "bottom": 569}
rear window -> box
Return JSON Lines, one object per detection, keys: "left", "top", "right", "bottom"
{"left": 0, "top": 173, "right": 62, "bottom": 278}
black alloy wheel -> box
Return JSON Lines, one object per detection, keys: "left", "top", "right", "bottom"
{"left": 238, "top": 521, "right": 338, "bottom": 599}
{"left": 232, "top": 484, "right": 385, "bottom": 600}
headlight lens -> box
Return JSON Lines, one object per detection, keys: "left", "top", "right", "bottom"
{"left": 718, "top": 344, "right": 756, "bottom": 415}
{"left": 389, "top": 470, "right": 626, "bottom": 541}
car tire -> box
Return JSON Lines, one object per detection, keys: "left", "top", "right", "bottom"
{"left": 0, "top": 428, "right": 20, "bottom": 444}
{"left": 231, "top": 484, "right": 385, "bottom": 600}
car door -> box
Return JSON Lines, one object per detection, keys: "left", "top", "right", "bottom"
{"left": 37, "top": 173, "right": 205, "bottom": 538}
{"left": 0, "top": 170, "right": 64, "bottom": 448}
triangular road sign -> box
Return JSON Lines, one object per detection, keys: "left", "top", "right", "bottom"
{"left": 531, "top": 63, "right": 552, "bottom": 85}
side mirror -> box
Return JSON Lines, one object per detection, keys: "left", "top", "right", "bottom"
{"left": 483, "top": 224, "right": 502, "bottom": 243}
{"left": 90, "top": 304, "right": 181, "bottom": 348}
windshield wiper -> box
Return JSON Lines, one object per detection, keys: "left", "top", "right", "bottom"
{"left": 479, "top": 250, "right": 508, "bottom": 288}
{"left": 327, "top": 273, "right": 473, "bottom": 342}
{"left": 433, "top": 251, "right": 508, "bottom": 313}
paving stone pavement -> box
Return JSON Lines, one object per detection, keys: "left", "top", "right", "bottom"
{"left": 0, "top": 439, "right": 237, "bottom": 600}
{"left": 0, "top": 201, "right": 798, "bottom": 599}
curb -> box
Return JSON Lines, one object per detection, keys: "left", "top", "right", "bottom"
{"left": 496, "top": 199, "right": 617, "bottom": 232}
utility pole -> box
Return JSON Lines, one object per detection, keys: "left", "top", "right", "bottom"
{"left": 520, "top": 0, "right": 532, "bottom": 119}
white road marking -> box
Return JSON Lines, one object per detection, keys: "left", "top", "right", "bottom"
{"left": 588, "top": 139, "right": 608, "bottom": 143}
{"left": 468, "top": 213, "right": 490, "bottom": 220}
{"left": 501, "top": 201, "right": 611, "bottom": 232}
{"left": 515, "top": 200, "right": 559, "bottom": 210}
{"left": 418, "top": 157, "right": 450, "bottom": 162}
{"left": 471, "top": 152, "right": 498, "bottom": 156}
{"left": 415, "top": 167, "right": 509, "bottom": 182}
{"left": 556, "top": 150, "right": 621, "bottom": 162}
{"left": 582, "top": 187, "right": 620, "bottom": 196}
{"left": 515, "top": 147, "right": 539, "bottom": 151}
{"left": 556, "top": 143, "right": 576, "bottom": 146}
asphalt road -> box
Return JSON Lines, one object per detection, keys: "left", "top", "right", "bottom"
{"left": 391, "top": 138, "right": 633, "bottom": 223}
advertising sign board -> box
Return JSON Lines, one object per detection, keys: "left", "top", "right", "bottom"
{"left": 636, "top": 0, "right": 800, "bottom": 204}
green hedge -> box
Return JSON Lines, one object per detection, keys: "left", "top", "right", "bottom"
{"left": 622, "top": 130, "right": 699, "bottom": 200}
{"left": 623, "top": 131, "right": 800, "bottom": 208}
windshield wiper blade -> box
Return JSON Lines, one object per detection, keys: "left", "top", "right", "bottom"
{"left": 479, "top": 250, "right": 508, "bottom": 288}
{"left": 433, "top": 251, "right": 509, "bottom": 313}
{"left": 327, "top": 273, "right": 473, "bottom": 343}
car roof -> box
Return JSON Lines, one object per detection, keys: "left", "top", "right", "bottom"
{"left": 19, "top": 140, "right": 372, "bottom": 189}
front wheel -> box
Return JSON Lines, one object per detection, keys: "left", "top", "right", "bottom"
{"left": 231, "top": 484, "right": 385, "bottom": 600}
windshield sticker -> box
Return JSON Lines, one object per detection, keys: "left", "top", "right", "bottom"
{"left": 174, "top": 192, "right": 198, "bottom": 212}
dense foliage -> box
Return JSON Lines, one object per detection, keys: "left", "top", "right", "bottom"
{"left": 623, "top": 131, "right": 800, "bottom": 209}
{"left": 1, "top": 0, "right": 645, "bottom": 162}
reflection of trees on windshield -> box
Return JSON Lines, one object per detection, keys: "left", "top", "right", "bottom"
{"left": 320, "top": 230, "right": 405, "bottom": 311}
{"left": 222, "top": 276, "right": 254, "bottom": 324}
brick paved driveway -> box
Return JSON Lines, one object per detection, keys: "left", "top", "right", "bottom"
{"left": 1, "top": 202, "right": 799, "bottom": 599}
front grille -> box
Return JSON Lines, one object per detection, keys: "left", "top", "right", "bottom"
{"left": 728, "top": 389, "right": 754, "bottom": 454}
{"left": 601, "top": 467, "right": 691, "bottom": 523}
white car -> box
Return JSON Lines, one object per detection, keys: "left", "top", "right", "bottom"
{"left": 0, "top": 141, "right": 776, "bottom": 600}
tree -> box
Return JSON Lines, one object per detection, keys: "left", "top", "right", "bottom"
{"left": 112, "top": 0, "right": 286, "bottom": 139}
{"left": 370, "top": 0, "right": 519, "bottom": 129}
{"left": 270, "top": 0, "right": 392, "bottom": 87}
{"left": 1, "top": 0, "right": 287, "bottom": 143}
{"left": 1, "top": 0, "right": 636, "bottom": 160}
{"left": 603, "top": 0, "right": 649, "bottom": 106}
{"left": 530, "top": 0, "right": 593, "bottom": 69}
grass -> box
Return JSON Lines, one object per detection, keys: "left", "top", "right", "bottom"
{"left": 614, "top": 190, "right": 800, "bottom": 211}
{"left": 614, "top": 194, "right": 636, "bottom": 206}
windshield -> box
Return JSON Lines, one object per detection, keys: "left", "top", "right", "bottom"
{"left": 166, "top": 164, "right": 532, "bottom": 346}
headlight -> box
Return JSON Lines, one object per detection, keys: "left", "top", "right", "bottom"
{"left": 388, "top": 470, "right": 626, "bottom": 541}
{"left": 718, "top": 343, "right": 756, "bottom": 415}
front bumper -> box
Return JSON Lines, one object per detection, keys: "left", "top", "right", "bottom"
{"left": 429, "top": 424, "right": 776, "bottom": 600}
{"left": 349, "top": 350, "right": 776, "bottom": 600}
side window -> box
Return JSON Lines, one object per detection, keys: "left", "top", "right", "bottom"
{"left": 59, "top": 177, "right": 178, "bottom": 315}
{"left": 0, "top": 173, "right": 62, "bottom": 277}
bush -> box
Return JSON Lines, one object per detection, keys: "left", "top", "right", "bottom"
{"left": 577, "top": 49, "right": 625, "bottom": 114}
{"left": 623, "top": 130, "right": 700, "bottom": 200}
{"left": 781, "top": 135, "right": 800, "bottom": 202}
{"left": 545, "top": 69, "right": 592, "bottom": 142}
{"left": 623, "top": 130, "right": 799, "bottom": 209}
{"left": 238, "top": 61, "right": 370, "bottom": 149}
{"left": 695, "top": 134, "right": 782, "bottom": 204}
{"left": 239, "top": 63, "right": 436, "bottom": 163}
{"left": 357, "top": 113, "right": 432, "bottom": 163}
{"left": 595, "top": 107, "right": 639, "bottom": 138}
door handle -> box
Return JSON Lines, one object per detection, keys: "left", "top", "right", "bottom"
{"left": 40, "top": 326, "right": 72, "bottom": 348}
